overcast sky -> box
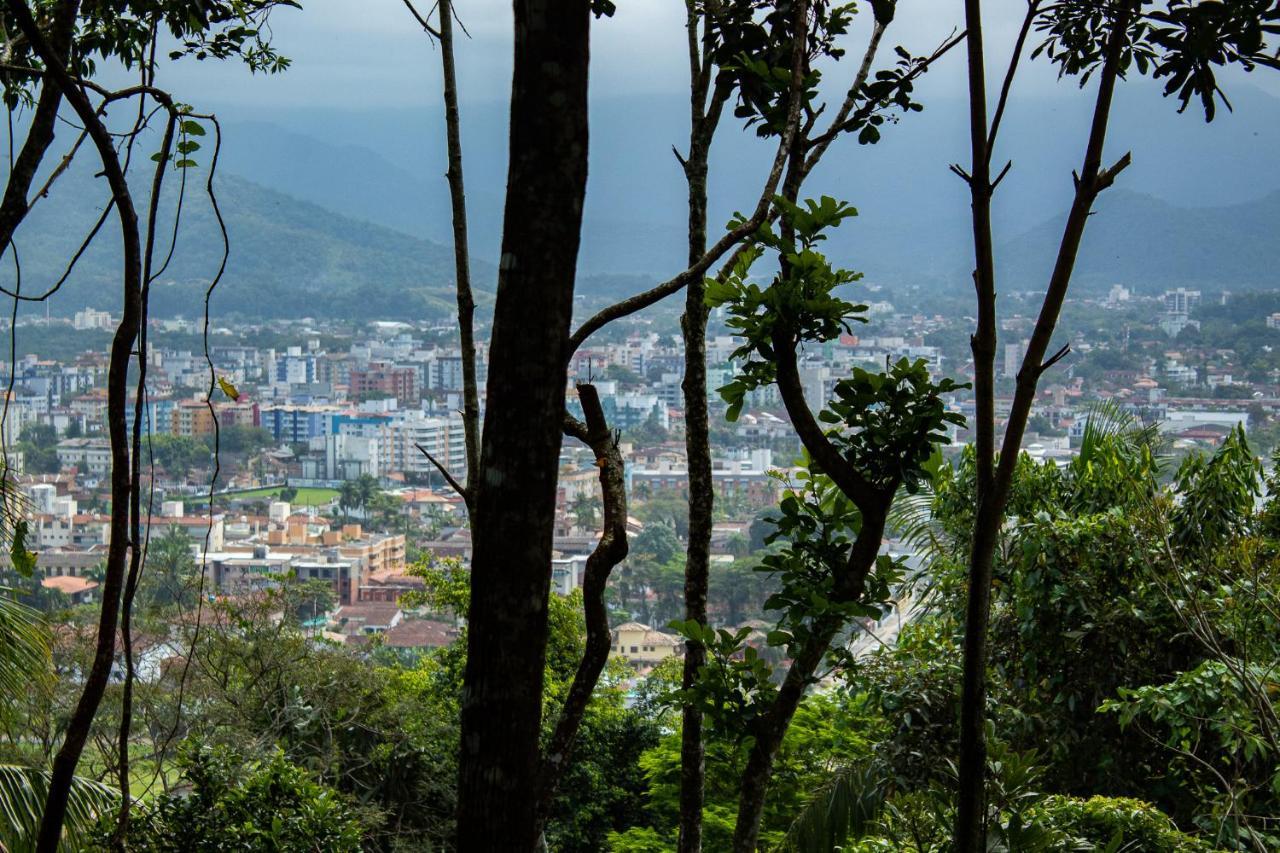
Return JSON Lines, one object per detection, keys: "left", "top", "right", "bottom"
{"left": 142, "top": 0, "right": 1280, "bottom": 113}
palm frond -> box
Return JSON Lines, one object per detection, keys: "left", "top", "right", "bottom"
{"left": 1076, "top": 400, "right": 1164, "bottom": 466}
{"left": 776, "top": 760, "right": 887, "bottom": 852}
{"left": 1076, "top": 399, "right": 1138, "bottom": 466}
{"left": 0, "top": 765, "right": 119, "bottom": 852}
{"left": 887, "top": 480, "right": 946, "bottom": 605}
{"left": 0, "top": 590, "right": 49, "bottom": 706}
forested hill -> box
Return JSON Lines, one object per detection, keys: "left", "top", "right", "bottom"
{"left": 8, "top": 156, "right": 1279, "bottom": 322}
{"left": 9, "top": 166, "right": 484, "bottom": 320}
{"left": 995, "top": 189, "right": 1280, "bottom": 294}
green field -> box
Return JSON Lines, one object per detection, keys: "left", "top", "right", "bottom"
{"left": 214, "top": 486, "right": 340, "bottom": 507}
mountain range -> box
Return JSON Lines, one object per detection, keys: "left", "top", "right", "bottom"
{"left": 5, "top": 81, "right": 1280, "bottom": 320}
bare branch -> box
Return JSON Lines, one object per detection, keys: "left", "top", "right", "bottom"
{"left": 400, "top": 0, "right": 442, "bottom": 38}
{"left": 534, "top": 383, "right": 629, "bottom": 835}
{"left": 987, "top": 0, "right": 1040, "bottom": 156}
{"left": 566, "top": 22, "right": 812, "bottom": 356}
{"left": 415, "top": 441, "right": 467, "bottom": 500}
{"left": 990, "top": 159, "right": 1013, "bottom": 191}
{"left": 803, "top": 29, "right": 967, "bottom": 153}
{"left": 804, "top": 19, "right": 886, "bottom": 174}
{"left": 1036, "top": 343, "right": 1070, "bottom": 376}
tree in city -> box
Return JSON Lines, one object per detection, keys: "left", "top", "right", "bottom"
{"left": 699, "top": 193, "right": 965, "bottom": 850}
{"left": 570, "top": 490, "right": 598, "bottom": 532}
{"left": 140, "top": 525, "right": 197, "bottom": 612}
{"left": 0, "top": 1, "right": 295, "bottom": 846}
{"left": 950, "top": 3, "right": 1280, "bottom": 848}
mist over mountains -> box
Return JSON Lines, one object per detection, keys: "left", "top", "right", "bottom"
{"left": 7, "top": 81, "right": 1280, "bottom": 320}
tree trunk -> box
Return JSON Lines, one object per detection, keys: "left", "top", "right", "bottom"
{"left": 953, "top": 0, "right": 999, "bottom": 844}
{"left": 437, "top": 1, "right": 481, "bottom": 506}
{"left": 678, "top": 10, "right": 726, "bottom": 847}
{"left": 953, "top": 3, "right": 1135, "bottom": 849}
{"left": 0, "top": 0, "right": 79, "bottom": 256}
{"left": 455, "top": 1, "right": 592, "bottom": 849}
{"left": 730, "top": 510, "right": 886, "bottom": 853}
{"left": 6, "top": 2, "right": 145, "bottom": 847}
{"left": 532, "top": 383, "right": 629, "bottom": 838}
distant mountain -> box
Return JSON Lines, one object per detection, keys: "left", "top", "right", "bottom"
{"left": 995, "top": 190, "right": 1280, "bottom": 294}
{"left": 10, "top": 165, "right": 491, "bottom": 321}
{"left": 8, "top": 81, "right": 1280, "bottom": 323}
{"left": 209, "top": 82, "right": 1280, "bottom": 290}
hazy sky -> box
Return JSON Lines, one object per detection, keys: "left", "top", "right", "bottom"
{"left": 144, "top": 0, "right": 1280, "bottom": 112}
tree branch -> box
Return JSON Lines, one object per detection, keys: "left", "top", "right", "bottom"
{"left": 566, "top": 29, "right": 809, "bottom": 356}
{"left": 533, "top": 383, "right": 629, "bottom": 837}
{"left": 414, "top": 442, "right": 467, "bottom": 500}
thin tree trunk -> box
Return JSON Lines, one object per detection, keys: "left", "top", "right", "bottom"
{"left": 437, "top": 1, "right": 481, "bottom": 505}
{"left": 953, "top": 0, "right": 998, "bottom": 843}
{"left": 532, "top": 383, "right": 629, "bottom": 837}
{"left": 953, "top": 3, "right": 1135, "bottom": 849}
{"left": 115, "top": 107, "right": 177, "bottom": 843}
{"left": 6, "top": 2, "right": 145, "bottom": 848}
{"left": 730, "top": 514, "right": 886, "bottom": 853}
{"left": 677, "top": 6, "right": 729, "bottom": 848}
{"left": 0, "top": 0, "right": 79, "bottom": 254}
{"left": 455, "top": 1, "right": 592, "bottom": 849}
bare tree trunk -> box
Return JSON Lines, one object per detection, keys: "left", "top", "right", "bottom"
{"left": 455, "top": 0, "right": 592, "bottom": 848}
{"left": 953, "top": 0, "right": 999, "bottom": 843}
{"left": 116, "top": 107, "right": 177, "bottom": 843}
{"left": 5, "top": 3, "right": 145, "bottom": 849}
{"left": 953, "top": 3, "right": 1135, "bottom": 849}
{"left": 677, "top": 6, "right": 730, "bottom": 848}
{"left": 532, "top": 383, "right": 629, "bottom": 838}
{"left": 0, "top": 0, "right": 78, "bottom": 254}
{"left": 438, "top": 1, "right": 481, "bottom": 504}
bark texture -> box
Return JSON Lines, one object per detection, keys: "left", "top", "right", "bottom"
{"left": 5, "top": 2, "right": 145, "bottom": 848}
{"left": 953, "top": 3, "right": 1135, "bottom": 849}
{"left": 455, "top": 1, "right": 591, "bottom": 849}
{"left": 677, "top": 6, "right": 730, "bottom": 848}
{"left": 532, "top": 383, "right": 629, "bottom": 838}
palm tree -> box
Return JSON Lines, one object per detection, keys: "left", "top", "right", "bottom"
{"left": 338, "top": 481, "right": 360, "bottom": 526}
{"left": 0, "top": 477, "right": 120, "bottom": 848}
{"left": 569, "top": 491, "right": 597, "bottom": 531}
{"left": 145, "top": 525, "right": 198, "bottom": 611}
{"left": 0, "top": 589, "right": 118, "bottom": 850}
{"left": 0, "top": 765, "right": 118, "bottom": 852}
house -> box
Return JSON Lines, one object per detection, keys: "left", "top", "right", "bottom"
{"left": 41, "top": 574, "right": 99, "bottom": 605}
{"left": 332, "top": 602, "right": 403, "bottom": 636}
{"left": 382, "top": 618, "right": 455, "bottom": 653}
{"left": 611, "top": 621, "right": 681, "bottom": 666}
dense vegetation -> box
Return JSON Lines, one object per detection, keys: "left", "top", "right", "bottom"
{"left": 5, "top": 418, "right": 1275, "bottom": 850}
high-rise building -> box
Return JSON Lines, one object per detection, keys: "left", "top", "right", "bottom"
{"left": 1003, "top": 341, "right": 1027, "bottom": 379}
{"left": 1163, "top": 288, "right": 1201, "bottom": 314}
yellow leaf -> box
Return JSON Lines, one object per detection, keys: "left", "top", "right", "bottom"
{"left": 217, "top": 376, "right": 241, "bottom": 401}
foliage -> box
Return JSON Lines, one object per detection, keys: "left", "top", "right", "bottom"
{"left": 709, "top": 196, "right": 864, "bottom": 421}
{"left": 0, "top": 589, "right": 49, "bottom": 718}
{"left": 1032, "top": 0, "right": 1280, "bottom": 121}
{"left": 609, "top": 691, "right": 882, "bottom": 851}
{"left": 0, "top": 765, "right": 118, "bottom": 853}
{"left": 1027, "top": 795, "right": 1216, "bottom": 852}
{"left": 1, "top": 0, "right": 297, "bottom": 108}
{"left": 104, "top": 746, "right": 363, "bottom": 852}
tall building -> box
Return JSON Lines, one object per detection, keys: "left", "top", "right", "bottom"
{"left": 1003, "top": 341, "right": 1027, "bottom": 379}
{"left": 1163, "top": 288, "right": 1201, "bottom": 314}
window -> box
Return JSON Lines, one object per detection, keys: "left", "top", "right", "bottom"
{"left": 630, "top": 646, "right": 639, "bottom": 654}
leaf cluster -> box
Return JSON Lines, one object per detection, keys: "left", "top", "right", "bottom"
{"left": 1032, "top": 0, "right": 1280, "bottom": 120}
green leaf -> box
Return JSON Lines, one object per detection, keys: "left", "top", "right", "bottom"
{"left": 9, "top": 522, "right": 36, "bottom": 579}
